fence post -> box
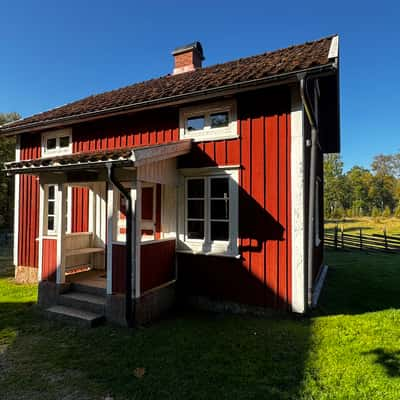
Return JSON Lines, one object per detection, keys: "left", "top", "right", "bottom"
{"left": 334, "top": 224, "right": 338, "bottom": 250}
{"left": 341, "top": 224, "right": 344, "bottom": 249}
{"left": 384, "top": 226, "right": 388, "bottom": 250}
{"left": 359, "top": 228, "right": 363, "bottom": 250}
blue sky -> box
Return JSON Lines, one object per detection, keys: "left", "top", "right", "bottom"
{"left": 1, "top": 0, "right": 399, "bottom": 170}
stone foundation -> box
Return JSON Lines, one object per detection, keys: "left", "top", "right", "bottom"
{"left": 37, "top": 281, "right": 70, "bottom": 309}
{"left": 15, "top": 265, "right": 38, "bottom": 284}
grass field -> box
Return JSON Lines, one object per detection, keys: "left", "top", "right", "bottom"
{"left": 1, "top": 250, "right": 400, "bottom": 399}
{"left": 325, "top": 217, "right": 400, "bottom": 236}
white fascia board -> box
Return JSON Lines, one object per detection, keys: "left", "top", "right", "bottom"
{"left": 291, "top": 86, "right": 306, "bottom": 314}
{"left": 328, "top": 35, "right": 339, "bottom": 59}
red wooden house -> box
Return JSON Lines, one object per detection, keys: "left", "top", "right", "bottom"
{"left": 1, "top": 35, "right": 340, "bottom": 326}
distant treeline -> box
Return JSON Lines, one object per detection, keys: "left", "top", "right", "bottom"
{"left": 324, "top": 153, "right": 400, "bottom": 218}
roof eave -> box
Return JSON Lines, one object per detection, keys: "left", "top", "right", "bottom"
{"left": 0, "top": 62, "right": 337, "bottom": 136}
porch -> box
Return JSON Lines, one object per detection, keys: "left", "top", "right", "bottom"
{"left": 5, "top": 140, "right": 191, "bottom": 326}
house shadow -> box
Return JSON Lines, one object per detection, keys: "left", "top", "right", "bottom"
{"left": 363, "top": 348, "right": 400, "bottom": 377}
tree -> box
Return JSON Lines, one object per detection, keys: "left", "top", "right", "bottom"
{"left": 324, "top": 154, "right": 348, "bottom": 218}
{"left": 0, "top": 113, "right": 20, "bottom": 229}
{"left": 346, "top": 166, "right": 372, "bottom": 215}
{"left": 371, "top": 153, "right": 400, "bottom": 179}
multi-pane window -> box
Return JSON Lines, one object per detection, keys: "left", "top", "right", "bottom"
{"left": 47, "top": 185, "right": 56, "bottom": 234}
{"left": 186, "top": 176, "right": 233, "bottom": 245}
{"left": 42, "top": 129, "right": 72, "bottom": 157}
{"left": 180, "top": 100, "right": 237, "bottom": 142}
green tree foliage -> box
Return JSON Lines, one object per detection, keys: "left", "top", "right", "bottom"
{"left": 0, "top": 113, "right": 20, "bottom": 229}
{"left": 324, "top": 151, "right": 400, "bottom": 218}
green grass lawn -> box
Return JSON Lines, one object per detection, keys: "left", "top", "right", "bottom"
{"left": 1, "top": 250, "right": 400, "bottom": 399}
{"left": 325, "top": 216, "right": 400, "bottom": 236}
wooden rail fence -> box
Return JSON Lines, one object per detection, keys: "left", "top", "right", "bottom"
{"left": 325, "top": 225, "right": 400, "bottom": 254}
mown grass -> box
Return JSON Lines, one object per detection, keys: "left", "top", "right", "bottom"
{"left": 325, "top": 217, "right": 400, "bottom": 236}
{"left": 1, "top": 250, "right": 400, "bottom": 399}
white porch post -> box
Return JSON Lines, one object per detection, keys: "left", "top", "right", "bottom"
{"left": 37, "top": 181, "right": 45, "bottom": 282}
{"left": 56, "top": 183, "right": 67, "bottom": 284}
{"left": 106, "top": 182, "right": 114, "bottom": 294}
{"left": 132, "top": 180, "right": 141, "bottom": 299}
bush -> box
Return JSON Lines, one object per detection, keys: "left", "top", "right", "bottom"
{"left": 382, "top": 206, "right": 391, "bottom": 217}
{"left": 395, "top": 205, "right": 400, "bottom": 218}
{"left": 371, "top": 207, "right": 380, "bottom": 218}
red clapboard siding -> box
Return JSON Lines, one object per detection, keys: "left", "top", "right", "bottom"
{"left": 71, "top": 187, "right": 89, "bottom": 232}
{"left": 18, "top": 133, "right": 41, "bottom": 268}
{"left": 112, "top": 243, "right": 126, "bottom": 293}
{"left": 140, "top": 239, "right": 175, "bottom": 293}
{"left": 42, "top": 238, "right": 57, "bottom": 281}
{"left": 178, "top": 88, "right": 292, "bottom": 310}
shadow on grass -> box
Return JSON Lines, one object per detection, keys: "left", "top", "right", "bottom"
{"left": 363, "top": 348, "right": 400, "bottom": 377}
{"left": 0, "top": 302, "right": 313, "bottom": 399}
{"left": 315, "top": 249, "right": 400, "bottom": 316}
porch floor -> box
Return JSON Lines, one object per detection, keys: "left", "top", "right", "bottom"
{"left": 66, "top": 269, "right": 106, "bottom": 289}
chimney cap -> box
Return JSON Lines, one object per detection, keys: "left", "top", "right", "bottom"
{"left": 172, "top": 41, "right": 205, "bottom": 61}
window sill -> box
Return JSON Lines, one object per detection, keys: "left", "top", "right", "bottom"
{"left": 181, "top": 133, "right": 239, "bottom": 143}
{"left": 176, "top": 249, "right": 240, "bottom": 259}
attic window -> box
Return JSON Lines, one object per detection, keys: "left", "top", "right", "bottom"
{"left": 42, "top": 128, "right": 72, "bottom": 157}
{"left": 180, "top": 100, "right": 238, "bottom": 142}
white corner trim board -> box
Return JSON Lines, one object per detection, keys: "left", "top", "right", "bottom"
{"left": 291, "top": 88, "right": 306, "bottom": 314}
{"left": 13, "top": 135, "right": 20, "bottom": 267}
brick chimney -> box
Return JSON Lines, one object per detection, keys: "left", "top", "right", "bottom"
{"left": 172, "top": 42, "right": 205, "bottom": 75}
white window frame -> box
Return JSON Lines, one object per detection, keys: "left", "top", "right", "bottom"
{"left": 45, "top": 184, "right": 57, "bottom": 235}
{"left": 179, "top": 99, "right": 238, "bottom": 142}
{"left": 178, "top": 167, "right": 239, "bottom": 257}
{"left": 41, "top": 128, "right": 72, "bottom": 158}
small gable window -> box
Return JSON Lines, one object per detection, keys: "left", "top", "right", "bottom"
{"left": 42, "top": 129, "right": 72, "bottom": 157}
{"left": 180, "top": 100, "right": 237, "bottom": 142}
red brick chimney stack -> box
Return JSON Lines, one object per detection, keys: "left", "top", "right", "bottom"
{"left": 172, "top": 42, "right": 205, "bottom": 75}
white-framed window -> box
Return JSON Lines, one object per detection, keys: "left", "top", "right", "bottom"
{"left": 46, "top": 184, "right": 57, "bottom": 235}
{"left": 179, "top": 167, "right": 239, "bottom": 256}
{"left": 179, "top": 99, "right": 238, "bottom": 142}
{"left": 42, "top": 128, "right": 72, "bottom": 158}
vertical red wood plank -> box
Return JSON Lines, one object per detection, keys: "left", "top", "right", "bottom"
{"left": 172, "top": 127, "right": 179, "bottom": 142}
{"left": 149, "top": 130, "right": 157, "bottom": 145}
{"left": 215, "top": 140, "right": 226, "bottom": 166}
{"left": 157, "top": 129, "right": 164, "bottom": 143}
{"left": 278, "top": 113, "right": 288, "bottom": 308}
{"left": 266, "top": 114, "right": 279, "bottom": 307}
{"left": 240, "top": 116, "right": 251, "bottom": 274}
{"left": 250, "top": 115, "right": 265, "bottom": 305}
{"left": 204, "top": 142, "right": 215, "bottom": 162}
{"left": 155, "top": 184, "right": 162, "bottom": 240}
{"left": 226, "top": 139, "right": 240, "bottom": 166}
{"left": 286, "top": 113, "right": 292, "bottom": 308}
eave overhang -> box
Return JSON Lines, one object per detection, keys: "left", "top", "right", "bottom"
{"left": 4, "top": 140, "right": 192, "bottom": 175}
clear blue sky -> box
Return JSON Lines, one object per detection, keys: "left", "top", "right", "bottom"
{"left": 1, "top": 0, "right": 399, "bottom": 170}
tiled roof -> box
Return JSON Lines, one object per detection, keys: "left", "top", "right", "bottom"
{"left": 1, "top": 35, "right": 337, "bottom": 133}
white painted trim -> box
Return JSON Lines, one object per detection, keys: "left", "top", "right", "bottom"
{"left": 66, "top": 186, "right": 72, "bottom": 233}
{"left": 179, "top": 99, "right": 238, "bottom": 142}
{"left": 41, "top": 128, "right": 72, "bottom": 158}
{"left": 13, "top": 135, "right": 20, "bottom": 267}
{"left": 328, "top": 35, "right": 339, "bottom": 59}
{"left": 133, "top": 181, "right": 142, "bottom": 299}
{"left": 291, "top": 87, "right": 306, "bottom": 314}
{"left": 88, "top": 187, "right": 94, "bottom": 233}
{"left": 37, "top": 182, "right": 45, "bottom": 282}
{"left": 106, "top": 183, "right": 114, "bottom": 295}
{"left": 56, "top": 183, "right": 67, "bottom": 284}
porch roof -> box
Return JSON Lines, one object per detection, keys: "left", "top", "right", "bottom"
{"left": 4, "top": 140, "right": 192, "bottom": 175}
